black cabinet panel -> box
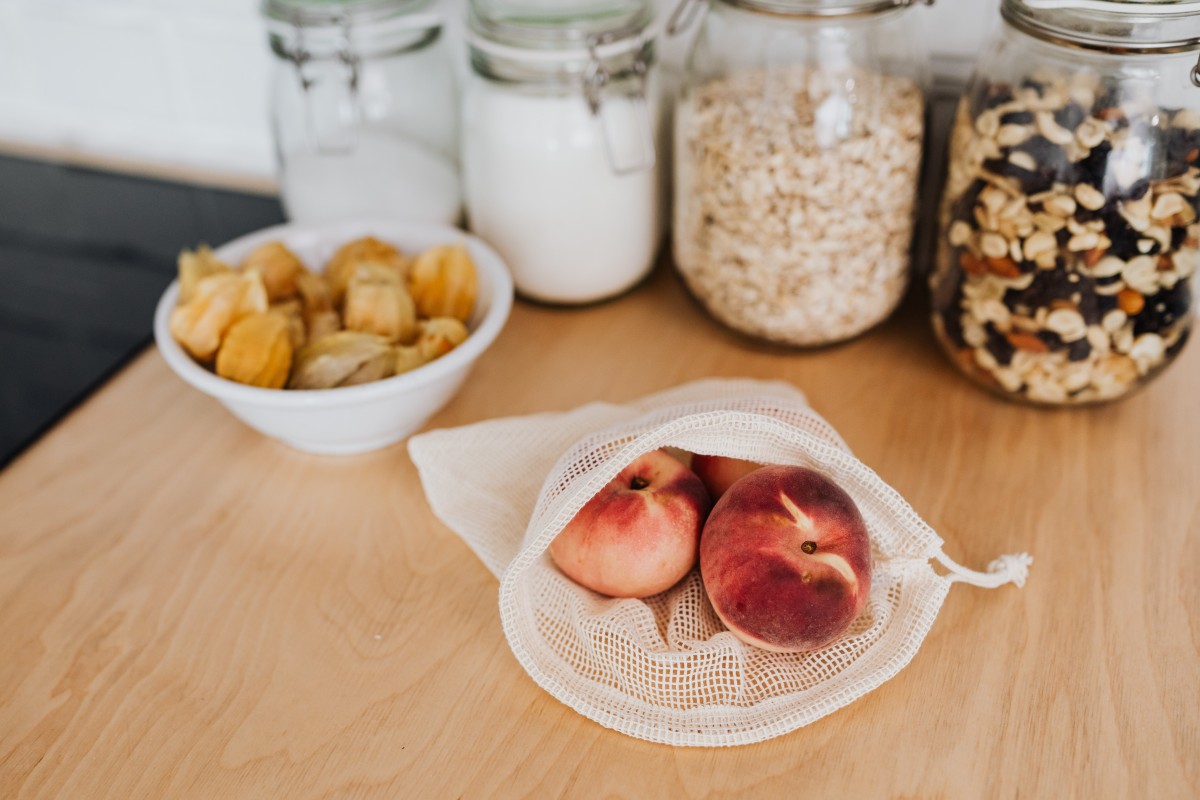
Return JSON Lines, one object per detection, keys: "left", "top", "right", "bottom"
{"left": 0, "top": 155, "right": 284, "bottom": 467}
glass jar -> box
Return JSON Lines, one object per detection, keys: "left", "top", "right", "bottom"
{"left": 463, "top": 0, "right": 663, "bottom": 305}
{"left": 263, "top": 0, "right": 460, "bottom": 225}
{"left": 669, "top": 0, "right": 932, "bottom": 346}
{"left": 932, "top": 0, "right": 1200, "bottom": 405}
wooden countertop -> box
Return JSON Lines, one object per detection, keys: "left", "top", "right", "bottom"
{"left": 2, "top": 263, "right": 1198, "bottom": 798}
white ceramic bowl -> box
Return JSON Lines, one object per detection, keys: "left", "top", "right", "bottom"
{"left": 154, "top": 220, "right": 513, "bottom": 455}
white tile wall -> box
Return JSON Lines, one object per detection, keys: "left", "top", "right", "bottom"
{"left": 0, "top": 0, "right": 1000, "bottom": 181}
{"left": 0, "top": 0, "right": 272, "bottom": 176}
{"left": 919, "top": 0, "right": 1002, "bottom": 61}
{"left": 25, "top": 7, "right": 172, "bottom": 122}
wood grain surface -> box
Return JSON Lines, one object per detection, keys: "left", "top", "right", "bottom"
{"left": 2, "top": 264, "right": 1198, "bottom": 799}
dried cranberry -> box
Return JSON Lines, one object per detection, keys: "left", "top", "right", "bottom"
{"left": 982, "top": 157, "right": 1056, "bottom": 195}
{"left": 1054, "top": 103, "right": 1087, "bottom": 132}
{"left": 1068, "top": 338, "right": 1092, "bottom": 361}
{"left": 1001, "top": 110, "right": 1036, "bottom": 125}
{"left": 1171, "top": 226, "right": 1187, "bottom": 251}
{"left": 1007, "top": 268, "right": 1078, "bottom": 309}
{"left": 985, "top": 323, "right": 1016, "bottom": 365}
{"left": 1134, "top": 284, "right": 1192, "bottom": 335}
{"left": 1016, "top": 136, "right": 1068, "bottom": 169}
{"left": 1095, "top": 86, "right": 1122, "bottom": 110}
{"left": 1164, "top": 126, "right": 1200, "bottom": 178}
{"left": 1074, "top": 140, "right": 1113, "bottom": 188}
{"left": 1021, "top": 78, "right": 1047, "bottom": 94}
{"left": 1076, "top": 285, "right": 1101, "bottom": 324}
{"left": 982, "top": 82, "right": 1015, "bottom": 110}
{"left": 1037, "top": 329, "right": 1067, "bottom": 351}
{"left": 1103, "top": 207, "right": 1142, "bottom": 260}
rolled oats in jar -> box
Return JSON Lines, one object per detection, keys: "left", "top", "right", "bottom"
{"left": 669, "top": 0, "right": 931, "bottom": 346}
{"left": 932, "top": 0, "right": 1200, "bottom": 405}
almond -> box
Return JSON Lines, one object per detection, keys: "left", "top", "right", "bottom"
{"left": 986, "top": 256, "right": 1022, "bottom": 279}
{"left": 960, "top": 252, "right": 988, "bottom": 276}
{"left": 1007, "top": 331, "right": 1049, "bottom": 352}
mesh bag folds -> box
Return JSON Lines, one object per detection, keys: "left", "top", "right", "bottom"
{"left": 409, "top": 379, "right": 1031, "bottom": 746}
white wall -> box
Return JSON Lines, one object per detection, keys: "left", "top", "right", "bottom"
{"left": 918, "top": 0, "right": 1001, "bottom": 62}
{"left": 0, "top": 0, "right": 274, "bottom": 176}
{"left": 0, "top": 0, "right": 999, "bottom": 182}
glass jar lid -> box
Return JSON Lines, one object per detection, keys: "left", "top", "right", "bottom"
{"left": 468, "top": 0, "right": 653, "bottom": 54}
{"left": 264, "top": 0, "right": 430, "bottom": 26}
{"left": 723, "top": 0, "right": 930, "bottom": 17}
{"left": 1003, "top": 0, "right": 1200, "bottom": 53}
{"left": 263, "top": 0, "right": 441, "bottom": 60}
{"left": 666, "top": 0, "right": 931, "bottom": 36}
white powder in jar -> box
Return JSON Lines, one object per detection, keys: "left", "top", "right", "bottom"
{"left": 462, "top": 80, "right": 663, "bottom": 305}
{"left": 281, "top": 129, "right": 462, "bottom": 226}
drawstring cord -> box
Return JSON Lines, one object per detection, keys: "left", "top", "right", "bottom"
{"left": 934, "top": 551, "right": 1033, "bottom": 589}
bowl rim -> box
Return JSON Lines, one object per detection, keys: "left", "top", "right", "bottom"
{"left": 153, "top": 219, "right": 514, "bottom": 408}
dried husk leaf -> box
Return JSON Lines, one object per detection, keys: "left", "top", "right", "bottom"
{"left": 339, "top": 350, "right": 396, "bottom": 386}
{"left": 215, "top": 311, "right": 293, "bottom": 389}
{"left": 170, "top": 271, "right": 269, "bottom": 362}
{"left": 270, "top": 300, "right": 307, "bottom": 349}
{"left": 344, "top": 277, "right": 418, "bottom": 343}
{"left": 326, "top": 237, "right": 410, "bottom": 305}
{"left": 408, "top": 244, "right": 478, "bottom": 322}
{"left": 288, "top": 331, "right": 394, "bottom": 390}
{"left": 393, "top": 345, "right": 430, "bottom": 375}
{"left": 306, "top": 309, "right": 342, "bottom": 342}
{"left": 351, "top": 261, "right": 403, "bottom": 286}
{"left": 272, "top": 298, "right": 302, "bottom": 316}
{"left": 294, "top": 270, "right": 341, "bottom": 342}
{"left": 296, "top": 270, "right": 334, "bottom": 314}
{"left": 416, "top": 317, "right": 469, "bottom": 362}
{"left": 241, "top": 241, "right": 307, "bottom": 301}
{"left": 178, "top": 245, "right": 233, "bottom": 304}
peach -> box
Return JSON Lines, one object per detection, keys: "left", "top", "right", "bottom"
{"left": 690, "top": 454, "right": 762, "bottom": 499}
{"left": 700, "top": 465, "right": 871, "bottom": 653}
{"left": 549, "top": 449, "right": 712, "bottom": 598}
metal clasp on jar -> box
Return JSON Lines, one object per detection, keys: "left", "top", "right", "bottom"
{"left": 288, "top": 12, "right": 362, "bottom": 154}
{"left": 583, "top": 33, "right": 657, "bottom": 175}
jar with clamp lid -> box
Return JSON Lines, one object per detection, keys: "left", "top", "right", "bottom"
{"left": 263, "top": 0, "right": 461, "bottom": 225}
{"left": 463, "top": 0, "right": 664, "bottom": 305}
{"left": 932, "top": 0, "right": 1200, "bottom": 405}
{"left": 668, "top": 0, "right": 934, "bottom": 346}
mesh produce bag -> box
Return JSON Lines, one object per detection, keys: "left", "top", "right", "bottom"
{"left": 409, "top": 379, "right": 1031, "bottom": 747}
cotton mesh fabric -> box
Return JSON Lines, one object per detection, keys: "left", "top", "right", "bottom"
{"left": 409, "top": 379, "right": 960, "bottom": 746}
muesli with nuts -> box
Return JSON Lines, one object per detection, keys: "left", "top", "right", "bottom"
{"left": 933, "top": 70, "right": 1197, "bottom": 404}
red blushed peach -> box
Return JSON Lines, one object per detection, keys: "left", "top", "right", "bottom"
{"left": 691, "top": 454, "right": 763, "bottom": 499}
{"left": 549, "top": 449, "right": 712, "bottom": 598}
{"left": 700, "top": 465, "right": 871, "bottom": 653}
